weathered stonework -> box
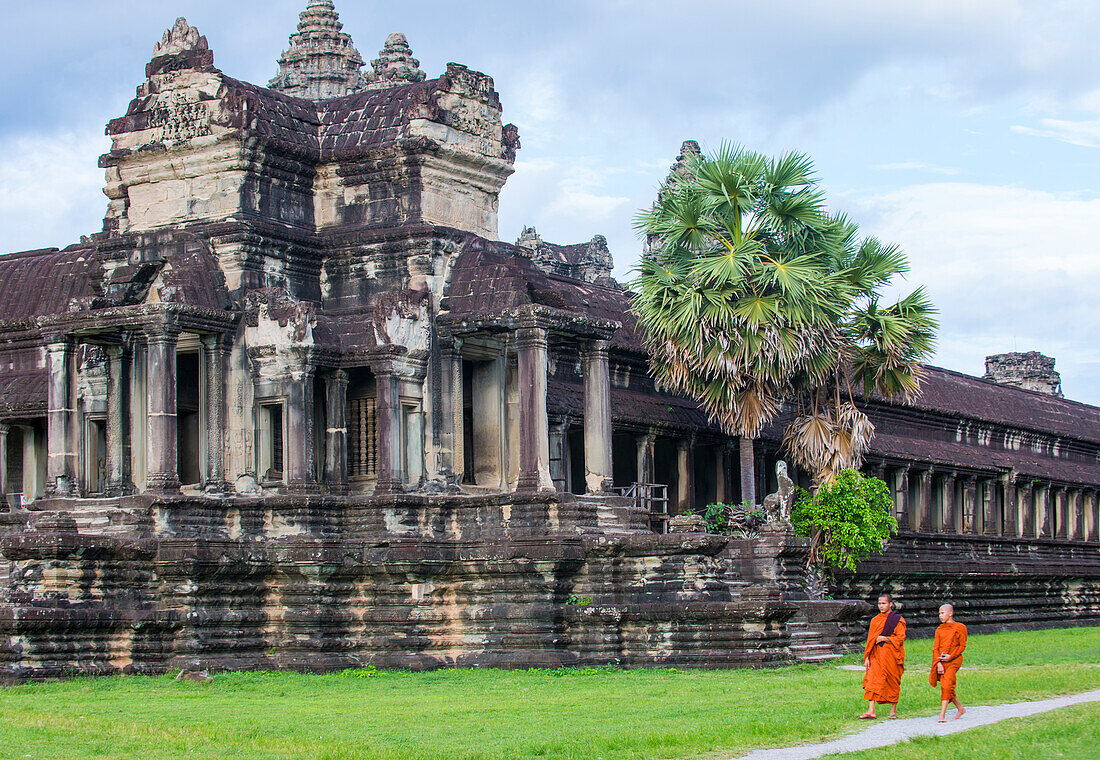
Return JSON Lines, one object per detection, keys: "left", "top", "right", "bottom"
{"left": 984, "top": 351, "right": 1063, "bottom": 397}
{"left": 0, "top": 3, "right": 1097, "bottom": 680}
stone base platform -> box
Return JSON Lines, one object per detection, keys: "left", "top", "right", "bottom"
{"left": 0, "top": 493, "right": 866, "bottom": 680}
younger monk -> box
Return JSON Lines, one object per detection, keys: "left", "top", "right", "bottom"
{"left": 930, "top": 603, "right": 967, "bottom": 721}
{"left": 860, "top": 593, "right": 905, "bottom": 719}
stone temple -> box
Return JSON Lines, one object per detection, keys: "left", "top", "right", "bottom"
{"left": 0, "top": 2, "right": 1097, "bottom": 679}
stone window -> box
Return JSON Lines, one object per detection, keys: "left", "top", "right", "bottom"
{"left": 258, "top": 402, "right": 284, "bottom": 483}
{"left": 348, "top": 396, "right": 377, "bottom": 479}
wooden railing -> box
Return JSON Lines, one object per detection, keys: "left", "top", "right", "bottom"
{"left": 616, "top": 482, "right": 670, "bottom": 533}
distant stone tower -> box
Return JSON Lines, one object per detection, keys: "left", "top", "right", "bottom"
{"left": 269, "top": 0, "right": 367, "bottom": 99}
{"left": 984, "top": 352, "right": 1063, "bottom": 397}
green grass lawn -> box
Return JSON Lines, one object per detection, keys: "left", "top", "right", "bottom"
{"left": 821, "top": 702, "right": 1100, "bottom": 759}
{"left": 1, "top": 627, "right": 1097, "bottom": 760}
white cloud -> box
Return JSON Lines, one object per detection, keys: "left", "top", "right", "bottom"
{"left": 1011, "top": 119, "right": 1100, "bottom": 148}
{"left": 851, "top": 182, "right": 1100, "bottom": 404}
{"left": 0, "top": 128, "right": 108, "bottom": 254}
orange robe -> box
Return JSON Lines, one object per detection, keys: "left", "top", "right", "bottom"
{"left": 863, "top": 612, "right": 906, "bottom": 704}
{"left": 930, "top": 620, "right": 967, "bottom": 700}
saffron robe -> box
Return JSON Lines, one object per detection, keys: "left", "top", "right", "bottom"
{"left": 930, "top": 620, "right": 968, "bottom": 700}
{"left": 863, "top": 612, "right": 906, "bottom": 704}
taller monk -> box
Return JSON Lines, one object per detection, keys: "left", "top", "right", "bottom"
{"left": 860, "top": 593, "right": 906, "bottom": 719}
{"left": 930, "top": 603, "right": 967, "bottom": 722}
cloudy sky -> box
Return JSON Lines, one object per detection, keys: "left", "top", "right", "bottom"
{"left": 2, "top": 1, "right": 1098, "bottom": 404}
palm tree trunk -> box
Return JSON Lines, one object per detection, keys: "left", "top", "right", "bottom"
{"left": 739, "top": 436, "right": 755, "bottom": 506}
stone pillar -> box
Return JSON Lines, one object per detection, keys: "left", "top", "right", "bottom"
{"left": 548, "top": 418, "right": 569, "bottom": 492}
{"left": 1001, "top": 473, "right": 1017, "bottom": 537}
{"left": 1020, "top": 480, "right": 1036, "bottom": 537}
{"left": 373, "top": 363, "right": 402, "bottom": 494}
{"left": 281, "top": 367, "right": 316, "bottom": 489}
{"left": 105, "top": 343, "right": 133, "bottom": 495}
{"left": 45, "top": 337, "right": 77, "bottom": 496}
{"left": 323, "top": 369, "right": 349, "bottom": 494}
{"left": 917, "top": 468, "right": 934, "bottom": 532}
{"left": 1069, "top": 488, "right": 1082, "bottom": 540}
{"left": 144, "top": 325, "right": 180, "bottom": 493}
{"left": 1037, "top": 483, "right": 1052, "bottom": 538}
{"left": 0, "top": 423, "right": 8, "bottom": 508}
{"left": 22, "top": 426, "right": 39, "bottom": 504}
{"left": 716, "top": 445, "right": 729, "bottom": 504}
{"left": 894, "top": 467, "right": 910, "bottom": 529}
{"left": 200, "top": 334, "right": 228, "bottom": 493}
{"left": 1054, "top": 486, "right": 1068, "bottom": 539}
{"left": 984, "top": 478, "right": 1001, "bottom": 536}
{"left": 516, "top": 327, "right": 552, "bottom": 492}
{"left": 1087, "top": 490, "right": 1099, "bottom": 542}
{"left": 942, "top": 471, "right": 958, "bottom": 534}
{"left": 636, "top": 431, "right": 655, "bottom": 484}
{"left": 582, "top": 339, "right": 613, "bottom": 494}
{"left": 962, "top": 476, "right": 979, "bottom": 533}
{"left": 675, "top": 438, "right": 693, "bottom": 513}
{"left": 441, "top": 337, "right": 464, "bottom": 487}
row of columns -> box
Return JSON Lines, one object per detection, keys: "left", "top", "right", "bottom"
{"left": 438, "top": 329, "right": 612, "bottom": 495}
{"left": 878, "top": 463, "right": 1099, "bottom": 542}
{"left": 42, "top": 325, "right": 228, "bottom": 497}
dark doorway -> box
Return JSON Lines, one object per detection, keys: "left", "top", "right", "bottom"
{"left": 611, "top": 432, "right": 637, "bottom": 488}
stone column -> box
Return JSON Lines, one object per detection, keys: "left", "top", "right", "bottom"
{"left": 0, "top": 423, "right": 8, "bottom": 508}
{"left": 22, "top": 426, "right": 39, "bottom": 504}
{"left": 1087, "top": 490, "right": 1099, "bottom": 542}
{"left": 582, "top": 339, "right": 613, "bottom": 494}
{"left": 548, "top": 418, "right": 569, "bottom": 492}
{"left": 200, "top": 334, "right": 228, "bottom": 493}
{"left": 1001, "top": 473, "right": 1017, "bottom": 537}
{"left": 323, "top": 369, "right": 349, "bottom": 494}
{"left": 144, "top": 325, "right": 180, "bottom": 494}
{"left": 894, "top": 467, "right": 910, "bottom": 530}
{"left": 1053, "top": 487, "right": 1068, "bottom": 539}
{"left": 917, "top": 468, "right": 934, "bottom": 532}
{"left": 441, "top": 337, "right": 464, "bottom": 487}
{"left": 716, "top": 445, "right": 729, "bottom": 504}
{"left": 45, "top": 337, "right": 77, "bottom": 496}
{"left": 516, "top": 327, "right": 552, "bottom": 492}
{"left": 1037, "top": 483, "right": 1052, "bottom": 538}
{"left": 962, "top": 476, "right": 979, "bottom": 533}
{"left": 1020, "top": 480, "right": 1036, "bottom": 537}
{"left": 471, "top": 356, "right": 505, "bottom": 488}
{"left": 942, "top": 471, "right": 958, "bottom": 534}
{"left": 281, "top": 366, "right": 316, "bottom": 490}
{"left": 636, "top": 431, "right": 655, "bottom": 484}
{"left": 675, "top": 438, "right": 693, "bottom": 513}
{"left": 104, "top": 343, "right": 133, "bottom": 495}
{"left": 1070, "top": 488, "right": 1083, "bottom": 541}
{"left": 373, "top": 363, "right": 402, "bottom": 494}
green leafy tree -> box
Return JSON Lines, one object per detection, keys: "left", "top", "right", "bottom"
{"left": 632, "top": 144, "right": 937, "bottom": 491}
{"left": 790, "top": 469, "right": 898, "bottom": 571}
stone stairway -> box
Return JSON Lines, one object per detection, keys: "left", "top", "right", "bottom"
{"left": 787, "top": 621, "right": 845, "bottom": 663}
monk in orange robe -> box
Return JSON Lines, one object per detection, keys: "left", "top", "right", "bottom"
{"left": 930, "top": 603, "right": 967, "bottom": 722}
{"left": 860, "top": 593, "right": 905, "bottom": 718}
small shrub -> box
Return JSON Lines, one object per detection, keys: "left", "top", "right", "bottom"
{"left": 790, "top": 469, "right": 898, "bottom": 572}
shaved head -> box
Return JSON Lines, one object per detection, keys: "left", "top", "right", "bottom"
{"left": 940, "top": 604, "right": 954, "bottom": 615}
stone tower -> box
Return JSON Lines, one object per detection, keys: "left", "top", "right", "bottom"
{"left": 269, "top": 0, "right": 367, "bottom": 99}
{"left": 984, "top": 351, "right": 1063, "bottom": 397}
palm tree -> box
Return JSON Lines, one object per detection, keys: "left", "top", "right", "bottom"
{"left": 632, "top": 144, "right": 936, "bottom": 496}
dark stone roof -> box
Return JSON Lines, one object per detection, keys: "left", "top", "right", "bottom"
{"left": 0, "top": 371, "right": 46, "bottom": 416}
{"left": 155, "top": 246, "right": 230, "bottom": 311}
{"left": 908, "top": 366, "right": 1100, "bottom": 446}
{"left": 107, "top": 74, "right": 462, "bottom": 165}
{"left": 442, "top": 236, "right": 640, "bottom": 349}
{"left": 0, "top": 246, "right": 97, "bottom": 323}
{"left": 547, "top": 379, "right": 714, "bottom": 432}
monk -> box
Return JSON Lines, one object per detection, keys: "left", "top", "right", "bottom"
{"left": 930, "top": 603, "right": 968, "bottom": 722}
{"left": 860, "top": 593, "right": 906, "bottom": 719}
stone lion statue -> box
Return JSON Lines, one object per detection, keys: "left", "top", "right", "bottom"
{"left": 762, "top": 460, "right": 796, "bottom": 523}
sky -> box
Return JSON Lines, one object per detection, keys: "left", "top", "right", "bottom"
{"left": 1, "top": 0, "right": 1098, "bottom": 405}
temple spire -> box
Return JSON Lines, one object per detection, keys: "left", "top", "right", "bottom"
{"left": 269, "top": 0, "right": 367, "bottom": 100}
{"left": 365, "top": 33, "right": 426, "bottom": 90}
